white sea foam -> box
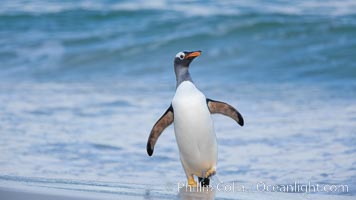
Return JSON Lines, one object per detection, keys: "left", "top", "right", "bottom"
{"left": 1, "top": 0, "right": 356, "bottom": 16}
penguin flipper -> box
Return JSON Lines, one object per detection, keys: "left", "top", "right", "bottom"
{"left": 146, "top": 105, "right": 174, "bottom": 156}
{"left": 206, "top": 98, "right": 244, "bottom": 126}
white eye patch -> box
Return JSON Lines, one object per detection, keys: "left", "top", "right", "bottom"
{"left": 175, "top": 52, "right": 185, "bottom": 60}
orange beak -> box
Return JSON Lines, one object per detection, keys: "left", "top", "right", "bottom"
{"left": 185, "top": 51, "right": 202, "bottom": 59}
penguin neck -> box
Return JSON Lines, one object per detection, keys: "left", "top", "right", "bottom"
{"left": 175, "top": 65, "right": 193, "bottom": 88}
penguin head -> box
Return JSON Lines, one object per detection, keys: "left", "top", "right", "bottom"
{"left": 174, "top": 50, "right": 202, "bottom": 67}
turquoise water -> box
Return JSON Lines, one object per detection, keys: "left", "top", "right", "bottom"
{"left": 0, "top": 0, "right": 355, "bottom": 198}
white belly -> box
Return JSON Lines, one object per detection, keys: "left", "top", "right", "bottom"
{"left": 172, "top": 81, "right": 217, "bottom": 177}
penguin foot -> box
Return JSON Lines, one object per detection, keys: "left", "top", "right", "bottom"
{"left": 205, "top": 167, "right": 216, "bottom": 178}
{"left": 187, "top": 176, "right": 197, "bottom": 187}
{"left": 198, "top": 177, "right": 210, "bottom": 187}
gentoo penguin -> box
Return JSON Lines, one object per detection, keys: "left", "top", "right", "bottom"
{"left": 146, "top": 50, "right": 244, "bottom": 187}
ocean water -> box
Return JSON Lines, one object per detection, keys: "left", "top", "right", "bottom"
{"left": 0, "top": 0, "right": 355, "bottom": 199}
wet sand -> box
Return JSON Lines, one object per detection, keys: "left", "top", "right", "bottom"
{"left": 0, "top": 182, "right": 354, "bottom": 200}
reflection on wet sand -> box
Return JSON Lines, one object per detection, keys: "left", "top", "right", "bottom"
{"left": 178, "top": 186, "right": 215, "bottom": 200}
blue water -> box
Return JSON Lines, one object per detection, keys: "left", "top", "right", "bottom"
{"left": 0, "top": 0, "right": 355, "bottom": 199}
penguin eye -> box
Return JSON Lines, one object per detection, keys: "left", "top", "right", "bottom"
{"left": 176, "top": 52, "right": 185, "bottom": 60}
